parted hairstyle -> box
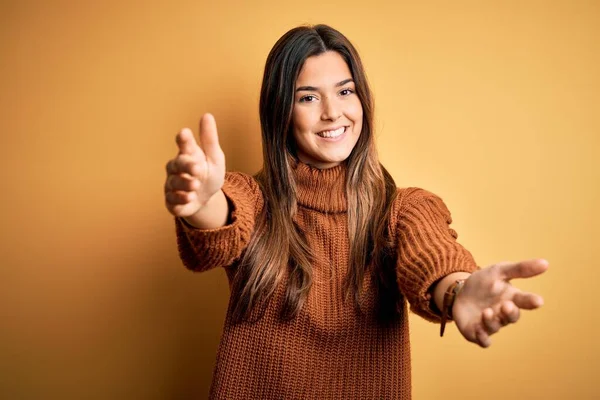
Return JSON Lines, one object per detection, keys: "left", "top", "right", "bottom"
{"left": 231, "top": 24, "right": 400, "bottom": 323}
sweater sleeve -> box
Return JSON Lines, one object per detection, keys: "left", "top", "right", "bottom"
{"left": 174, "top": 172, "right": 264, "bottom": 272}
{"left": 393, "top": 187, "right": 479, "bottom": 322}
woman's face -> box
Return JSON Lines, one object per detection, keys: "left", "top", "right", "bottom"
{"left": 291, "top": 51, "right": 363, "bottom": 169}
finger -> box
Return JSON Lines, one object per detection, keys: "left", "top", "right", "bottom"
{"left": 482, "top": 308, "right": 501, "bottom": 335}
{"left": 498, "top": 259, "right": 549, "bottom": 281}
{"left": 500, "top": 301, "right": 520, "bottom": 324}
{"left": 165, "top": 175, "right": 199, "bottom": 192}
{"left": 476, "top": 329, "right": 491, "bottom": 348}
{"left": 513, "top": 291, "right": 544, "bottom": 310}
{"left": 166, "top": 200, "right": 200, "bottom": 218}
{"left": 168, "top": 203, "right": 199, "bottom": 218}
{"left": 170, "top": 154, "right": 206, "bottom": 177}
{"left": 176, "top": 128, "right": 199, "bottom": 155}
{"left": 199, "top": 113, "right": 223, "bottom": 160}
{"left": 166, "top": 190, "right": 196, "bottom": 205}
{"left": 165, "top": 159, "right": 178, "bottom": 175}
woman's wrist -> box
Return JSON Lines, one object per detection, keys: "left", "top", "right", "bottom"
{"left": 182, "top": 190, "right": 229, "bottom": 229}
{"left": 431, "top": 272, "right": 472, "bottom": 315}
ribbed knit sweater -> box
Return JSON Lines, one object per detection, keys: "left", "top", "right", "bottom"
{"left": 175, "top": 162, "right": 478, "bottom": 399}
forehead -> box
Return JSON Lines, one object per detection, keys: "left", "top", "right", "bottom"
{"left": 295, "top": 51, "right": 353, "bottom": 86}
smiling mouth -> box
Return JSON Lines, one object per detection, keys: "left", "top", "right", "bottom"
{"left": 316, "top": 126, "right": 347, "bottom": 138}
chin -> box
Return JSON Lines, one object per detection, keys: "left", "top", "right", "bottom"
{"left": 321, "top": 154, "right": 351, "bottom": 167}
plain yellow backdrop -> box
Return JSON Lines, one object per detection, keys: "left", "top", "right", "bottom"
{"left": 1, "top": 0, "right": 598, "bottom": 399}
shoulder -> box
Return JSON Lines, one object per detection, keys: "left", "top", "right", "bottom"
{"left": 224, "top": 171, "right": 261, "bottom": 192}
{"left": 395, "top": 187, "right": 448, "bottom": 211}
{"left": 223, "top": 171, "right": 265, "bottom": 212}
{"left": 390, "top": 187, "right": 454, "bottom": 225}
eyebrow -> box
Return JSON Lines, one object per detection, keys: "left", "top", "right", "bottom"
{"left": 295, "top": 78, "right": 354, "bottom": 92}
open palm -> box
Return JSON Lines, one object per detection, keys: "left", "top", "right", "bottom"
{"left": 452, "top": 259, "right": 548, "bottom": 348}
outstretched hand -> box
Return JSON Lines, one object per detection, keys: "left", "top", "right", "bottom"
{"left": 452, "top": 259, "right": 549, "bottom": 348}
{"left": 164, "top": 113, "right": 226, "bottom": 217}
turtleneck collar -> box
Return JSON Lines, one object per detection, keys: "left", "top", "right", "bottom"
{"left": 293, "top": 161, "right": 347, "bottom": 213}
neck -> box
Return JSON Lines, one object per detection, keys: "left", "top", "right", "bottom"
{"left": 293, "top": 161, "right": 347, "bottom": 213}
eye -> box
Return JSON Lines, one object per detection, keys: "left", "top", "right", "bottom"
{"left": 340, "top": 88, "right": 355, "bottom": 96}
{"left": 299, "top": 95, "right": 317, "bottom": 103}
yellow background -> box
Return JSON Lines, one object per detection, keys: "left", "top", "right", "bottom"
{"left": 1, "top": 0, "right": 598, "bottom": 398}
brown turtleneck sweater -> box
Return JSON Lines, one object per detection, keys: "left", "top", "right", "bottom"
{"left": 175, "top": 162, "right": 478, "bottom": 399}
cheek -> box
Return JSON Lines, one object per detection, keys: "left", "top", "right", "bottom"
{"left": 292, "top": 106, "right": 318, "bottom": 133}
{"left": 291, "top": 108, "right": 312, "bottom": 147}
{"left": 347, "top": 99, "right": 363, "bottom": 123}
{"left": 292, "top": 106, "right": 306, "bottom": 131}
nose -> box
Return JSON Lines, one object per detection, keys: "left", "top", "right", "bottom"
{"left": 320, "top": 96, "right": 342, "bottom": 121}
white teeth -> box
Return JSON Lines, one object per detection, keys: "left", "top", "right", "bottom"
{"left": 317, "top": 127, "right": 345, "bottom": 138}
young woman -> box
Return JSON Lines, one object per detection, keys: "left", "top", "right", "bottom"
{"left": 164, "top": 24, "right": 548, "bottom": 399}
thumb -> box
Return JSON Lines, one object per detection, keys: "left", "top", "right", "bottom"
{"left": 199, "top": 113, "right": 223, "bottom": 160}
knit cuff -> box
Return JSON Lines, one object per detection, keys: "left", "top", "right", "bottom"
{"left": 175, "top": 172, "right": 262, "bottom": 272}
{"left": 406, "top": 255, "right": 479, "bottom": 322}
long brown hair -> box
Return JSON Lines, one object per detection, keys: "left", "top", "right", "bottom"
{"left": 231, "top": 24, "right": 399, "bottom": 323}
